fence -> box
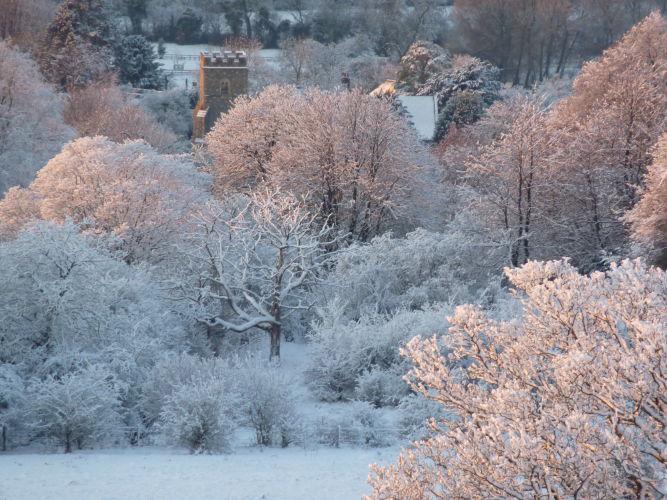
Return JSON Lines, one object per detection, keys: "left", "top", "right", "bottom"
{"left": 251, "top": 421, "right": 413, "bottom": 450}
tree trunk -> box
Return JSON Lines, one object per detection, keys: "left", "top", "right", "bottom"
{"left": 2, "top": 424, "right": 6, "bottom": 452}
{"left": 64, "top": 430, "right": 71, "bottom": 454}
{"left": 269, "top": 324, "right": 280, "bottom": 362}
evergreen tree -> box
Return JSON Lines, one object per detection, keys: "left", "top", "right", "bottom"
{"left": 115, "top": 35, "right": 162, "bottom": 89}
{"left": 39, "top": 0, "right": 115, "bottom": 89}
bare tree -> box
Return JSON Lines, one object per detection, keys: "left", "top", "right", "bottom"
{"left": 279, "top": 37, "right": 316, "bottom": 85}
{"left": 187, "top": 190, "right": 339, "bottom": 361}
{"left": 64, "top": 80, "right": 177, "bottom": 152}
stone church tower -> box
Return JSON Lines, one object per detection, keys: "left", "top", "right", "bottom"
{"left": 192, "top": 50, "right": 248, "bottom": 142}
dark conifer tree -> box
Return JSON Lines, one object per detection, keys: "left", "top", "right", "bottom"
{"left": 40, "top": 0, "right": 115, "bottom": 89}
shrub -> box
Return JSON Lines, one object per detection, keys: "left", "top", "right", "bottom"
{"left": 235, "top": 362, "right": 302, "bottom": 447}
{"left": 307, "top": 306, "right": 450, "bottom": 402}
{"left": 355, "top": 367, "right": 410, "bottom": 408}
{"left": 139, "top": 353, "right": 229, "bottom": 428}
{"left": 26, "top": 366, "right": 123, "bottom": 453}
{"left": 397, "top": 394, "right": 446, "bottom": 440}
{"left": 159, "top": 378, "right": 236, "bottom": 453}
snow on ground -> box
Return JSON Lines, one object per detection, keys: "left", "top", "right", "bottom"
{"left": 0, "top": 343, "right": 402, "bottom": 500}
{"left": 0, "top": 446, "right": 398, "bottom": 500}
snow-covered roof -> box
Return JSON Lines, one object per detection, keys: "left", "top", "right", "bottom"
{"left": 397, "top": 95, "right": 438, "bottom": 142}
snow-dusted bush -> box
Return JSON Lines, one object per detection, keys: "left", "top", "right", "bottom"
{"left": 140, "top": 88, "right": 194, "bottom": 138}
{"left": 417, "top": 54, "right": 501, "bottom": 110}
{"left": 235, "top": 362, "right": 302, "bottom": 447}
{"left": 64, "top": 81, "right": 177, "bottom": 152}
{"left": 321, "top": 229, "right": 471, "bottom": 320}
{"left": 307, "top": 306, "right": 450, "bottom": 402}
{"left": 139, "top": 353, "right": 229, "bottom": 428}
{"left": 313, "top": 401, "right": 394, "bottom": 448}
{"left": 26, "top": 366, "right": 123, "bottom": 453}
{"left": 354, "top": 367, "right": 409, "bottom": 408}
{"left": 159, "top": 377, "right": 236, "bottom": 454}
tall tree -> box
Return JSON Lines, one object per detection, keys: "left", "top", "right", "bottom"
{"left": 187, "top": 190, "right": 338, "bottom": 361}
{"left": 39, "top": 0, "right": 116, "bottom": 89}
{"left": 0, "top": 42, "right": 74, "bottom": 197}
{"left": 547, "top": 11, "right": 667, "bottom": 269}
{"left": 114, "top": 34, "right": 163, "bottom": 89}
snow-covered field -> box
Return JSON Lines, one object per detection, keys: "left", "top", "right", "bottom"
{"left": 0, "top": 446, "right": 398, "bottom": 500}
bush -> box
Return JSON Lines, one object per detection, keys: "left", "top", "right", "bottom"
{"left": 355, "top": 367, "right": 410, "bottom": 408}
{"left": 307, "top": 306, "right": 450, "bottom": 402}
{"left": 235, "top": 362, "right": 302, "bottom": 447}
{"left": 322, "top": 229, "right": 471, "bottom": 319}
{"left": 159, "top": 378, "right": 236, "bottom": 453}
{"left": 139, "top": 353, "right": 229, "bottom": 428}
{"left": 26, "top": 366, "right": 123, "bottom": 453}
{"left": 434, "top": 90, "right": 484, "bottom": 142}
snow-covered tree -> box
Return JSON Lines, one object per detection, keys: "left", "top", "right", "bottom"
{"left": 544, "top": 12, "right": 667, "bottom": 269}
{"left": 0, "top": 42, "right": 75, "bottom": 196}
{"left": 186, "top": 190, "right": 338, "bottom": 361}
{"left": 0, "top": 0, "right": 55, "bottom": 49}
{"left": 0, "top": 137, "right": 206, "bottom": 263}
{"left": 279, "top": 37, "right": 317, "bottom": 85}
{"left": 0, "top": 365, "right": 24, "bottom": 451}
{"left": 417, "top": 54, "right": 501, "bottom": 109}
{"left": 39, "top": 0, "right": 115, "bottom": 89}
{"left": 369, "top": 259, "right": 667, "bottom": 498}
{"left": 626, "top": 134, "right": 667, "bottom": 268}
{"left": 114, "top": 35, "right": 163, "bottom": 89}
{"left": 268, "top": 88, "right": 427, "bottom": 239}
{"left": 396, "top": 41, "right": 450, "bottom": 93}
{"left": 0, "top": 221, "right": 188, "bottom": 404}
{"left": 208, "top": 86, "right": 430, "bottom": 240}
{"left": 64, "top": 81, "right": 177, "bottom": 152}
{"left": 26, "top": 365, "right": 123, "bottom": 453}
{"left": 462, "top": 95, "right": 553, "bottom": 268}
{"left": 206, "top": 85, "right": 300, "bottom": 193}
